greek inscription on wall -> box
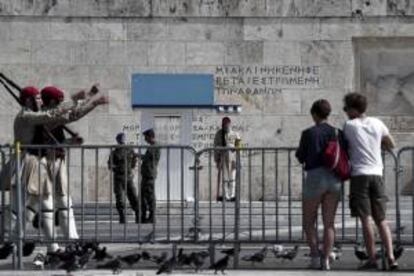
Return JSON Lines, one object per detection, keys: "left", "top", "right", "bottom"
{"left": 191, "top": 116, "right": 249, "bottom": 150}
{"left": 215, "top": 65, "right": 320, "bottom": 96}
{"left": 122, "top": 123, "right": 140, "bottom": 144}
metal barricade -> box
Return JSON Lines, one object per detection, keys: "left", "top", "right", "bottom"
{"left": 0, "top": 144, "right": 406, "bottom": 269}
{"left": 396, "top": 147, "right": 414, "bottom": 245}
{"left": 5, "top": 144, "right": 197, "bottom": 253}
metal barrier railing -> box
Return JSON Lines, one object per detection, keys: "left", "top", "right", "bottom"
{"left": 0, "top": 144, "right": 410, "bottom": 269}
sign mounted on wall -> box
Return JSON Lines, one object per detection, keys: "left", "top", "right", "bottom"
{"left": 131, "top": 73, "right": 214, "bottom": 107}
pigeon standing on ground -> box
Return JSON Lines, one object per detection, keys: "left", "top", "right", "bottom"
{"left": 209, "top": 254, "right": 231, "bottom": 275}
{"left": 150, "top": 252, "right": 169, "bottom": 264}
{"left": 220, "top": 248, "right": 235, "bottom": 256}
{"left": 330, "top": 244, "right": 343, "bottom": 261}
{"left": 156, "top": 254, "right": 177, "bottom": 275}
{"left": 190, "top": 251, "right": 209, "bottom": 272}
{"left": 78, "top": 249, "right": 93, "bottom": 269}
{"left": 120, "top": 253, "right": 141, "bottom": 267}
{"left": 93, "top": 246, "right": 113, "bottom": 262}
{"left": 32, "top": 253, "right": 46, "bottom": 270}
{"left": 354, "top": 244, "right": 370, "bottom": 262}
{"left": 97, "top": 256, "right": 123, "bottom": 274}
{"left": 177, "top": 248, "right": 192, "bottom": 267}
{"left": 241, "top": 246, "right": 268, "bottom": 266}
{"left": 276, "top": 245, "right": 299, "bottom": 261}
{"left": 59, "top": 254, "right": 80, "bottom": 274}
{"left": 141, "top": 250, "right": 152, "bottom": 261}
{"left": 0, "top": 243, "right": 13, "bottom": 259}
{"left": 394, "top": 243, "right": 404, "bottom": 260}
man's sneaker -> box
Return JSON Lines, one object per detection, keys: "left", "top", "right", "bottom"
{"left": 216, "top": 196, "right": 223, "bottom": 202}
{"left": 358, "top": 260, "right": 378, "bottom": 270}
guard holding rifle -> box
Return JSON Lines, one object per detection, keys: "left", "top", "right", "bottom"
{"left": 0, "top": 72, "right": 108, "bottom": 255}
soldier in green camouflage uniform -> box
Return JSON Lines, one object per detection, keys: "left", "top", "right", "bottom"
{"left": 108, "top": 133, "right": 139, "bottom": 224}
{"left": 140, "top": 129, "right": 160, "bottom": 224}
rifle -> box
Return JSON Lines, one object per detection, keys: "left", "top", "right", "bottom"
{"left": 0, "top": 72, "right": 80, "bottom": 139}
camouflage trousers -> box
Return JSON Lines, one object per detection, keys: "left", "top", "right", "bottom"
{"left": 140, "top": 178, "right": 155, "bottom": 220}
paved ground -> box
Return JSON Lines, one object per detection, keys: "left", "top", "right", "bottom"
{"left": 0, "top": 270, "right": 413, "bottom": 276}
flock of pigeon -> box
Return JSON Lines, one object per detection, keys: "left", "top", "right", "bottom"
{"left": 0, "top": 240, "right": 406, "bottom": 274}
{"left": 24, "top": 242, "right": 302, "bottom": 274}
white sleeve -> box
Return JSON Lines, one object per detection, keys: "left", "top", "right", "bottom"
{"left": 378, "top": 119, "right": 390, "bottom": 137}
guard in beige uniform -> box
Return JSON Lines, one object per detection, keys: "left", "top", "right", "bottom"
{"left": 41, "top": 86, "right": 88, "bottom": 241}
{"left": 214, "top": 117, "right": 241, "bottom": 202}
{"left": 13, "top": 86, "right": 107, "bottom": 253}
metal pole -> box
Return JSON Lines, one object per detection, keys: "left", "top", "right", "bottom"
{"left": 194, "top": 154, "right": 200, "bottom": 242}
{"left": 248, "top": 149, "right": 252, "bottom": 241}
{"left": 14, "top": 142, "right": 23, "bottom": 269}
{"left": 394, "top": 152, "right": 401, "bottom": 243}
{"left": 288, "top": 150, "right": 292, "bottom": 241}
{"left": 233, "top": 148, "right": 241, "bottom": 269}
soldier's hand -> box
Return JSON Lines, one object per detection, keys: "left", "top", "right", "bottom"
{"left": 71, "top": 90, "right": 86, "bottom": 101}
{"left": 89, "top": 83, "right": 100, "bottom": 96}
{"left": 93, "top": 95, "right": 109, "bottom": 106}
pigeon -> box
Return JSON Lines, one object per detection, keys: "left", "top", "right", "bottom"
{"left": 209, "top": 254, "right": 231, "bottom": 275}
{"left": 97, "top": 256, "right": 123, "bottom": 274}
{"left": 156, "top": 255, "right": 177, "bottom": 275}
{"left": 93, "top": 246, "right": 113, "bottom": 262}
{"left": 150, "top": 252, "right": 169, "bottom": 264}
{"left": 354, "top": 245, "right": 369, "bottom": 262}
{"left": 32, "top": 253, "right": 46, "bottom": 270}
{"left": 141, "top": 250, "right": 152, "bottom": 261}
{"left": 241, "top": 246, "right": 268, "bottom": 266}
{"left": 394, "top": 243, "right": 404, "bottom": 260}
{"left": 120, "top": 253, "right": 141, "bottom": 266}
{"left": 190, "top": 251, "right": 209, "bottom": 272}
{"left": 23, "top": 242, "right": 36, "bottom": 257}
{"left": 0, "top": 243, "right": 13, "bottom": 260}
{"left": 177, "top": 248, "right": 192, "bottom": 267}
{"left": 277, "top": 245, "right": 299, "bottom": 261}
{"left": 330, "top": 244, "right": 343, "bottom": 261}
{"left": 59, "top": 254, "right": 80, "bottom": 274}
{"left": 272, "top": 244, "right": 284, "bottom": 256}
{"left": 78, "top": 249, "right": 93, "bottom": 269}
{"left": 220, "top": 248, "right": 235, "bottom": 256}
{"left": 45, "top": 251, "right": 62, "bottom": 269}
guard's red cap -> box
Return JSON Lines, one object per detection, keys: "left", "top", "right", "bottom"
{"left": 41, "top": 86, "right": 64, "bottom": 103}
{"left": 20, "top": 86, "right": 40, "bottom": 102}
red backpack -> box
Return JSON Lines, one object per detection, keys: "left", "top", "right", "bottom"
{"left": 323, "top": 129, "right": 351, "bottom": 181}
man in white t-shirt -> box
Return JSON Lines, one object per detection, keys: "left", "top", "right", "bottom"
{"left": 343, "top": 93, "right": 397, "bottom": 270}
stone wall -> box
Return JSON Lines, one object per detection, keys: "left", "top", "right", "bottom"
{"left": 0, "top": 0, "right": 413, "bottom": 200}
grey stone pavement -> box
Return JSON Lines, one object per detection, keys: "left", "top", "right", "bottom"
{"left": 0, "top": 270, "right": 413, "bottom": 276}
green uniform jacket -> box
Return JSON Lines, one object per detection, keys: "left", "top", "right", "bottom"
{"left": 108, "top": 147, "right": 138, "bottom": 176}
{"left": 141, "top": 143, "right": 161, "bottom": 180}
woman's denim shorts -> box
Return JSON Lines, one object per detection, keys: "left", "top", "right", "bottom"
{"left": 303, "top": 167, "right": 341, "bottom": 199}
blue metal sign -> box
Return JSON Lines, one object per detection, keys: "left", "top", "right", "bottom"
{"left": 131, "top": 73, "right": 214, "bottom": 107}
